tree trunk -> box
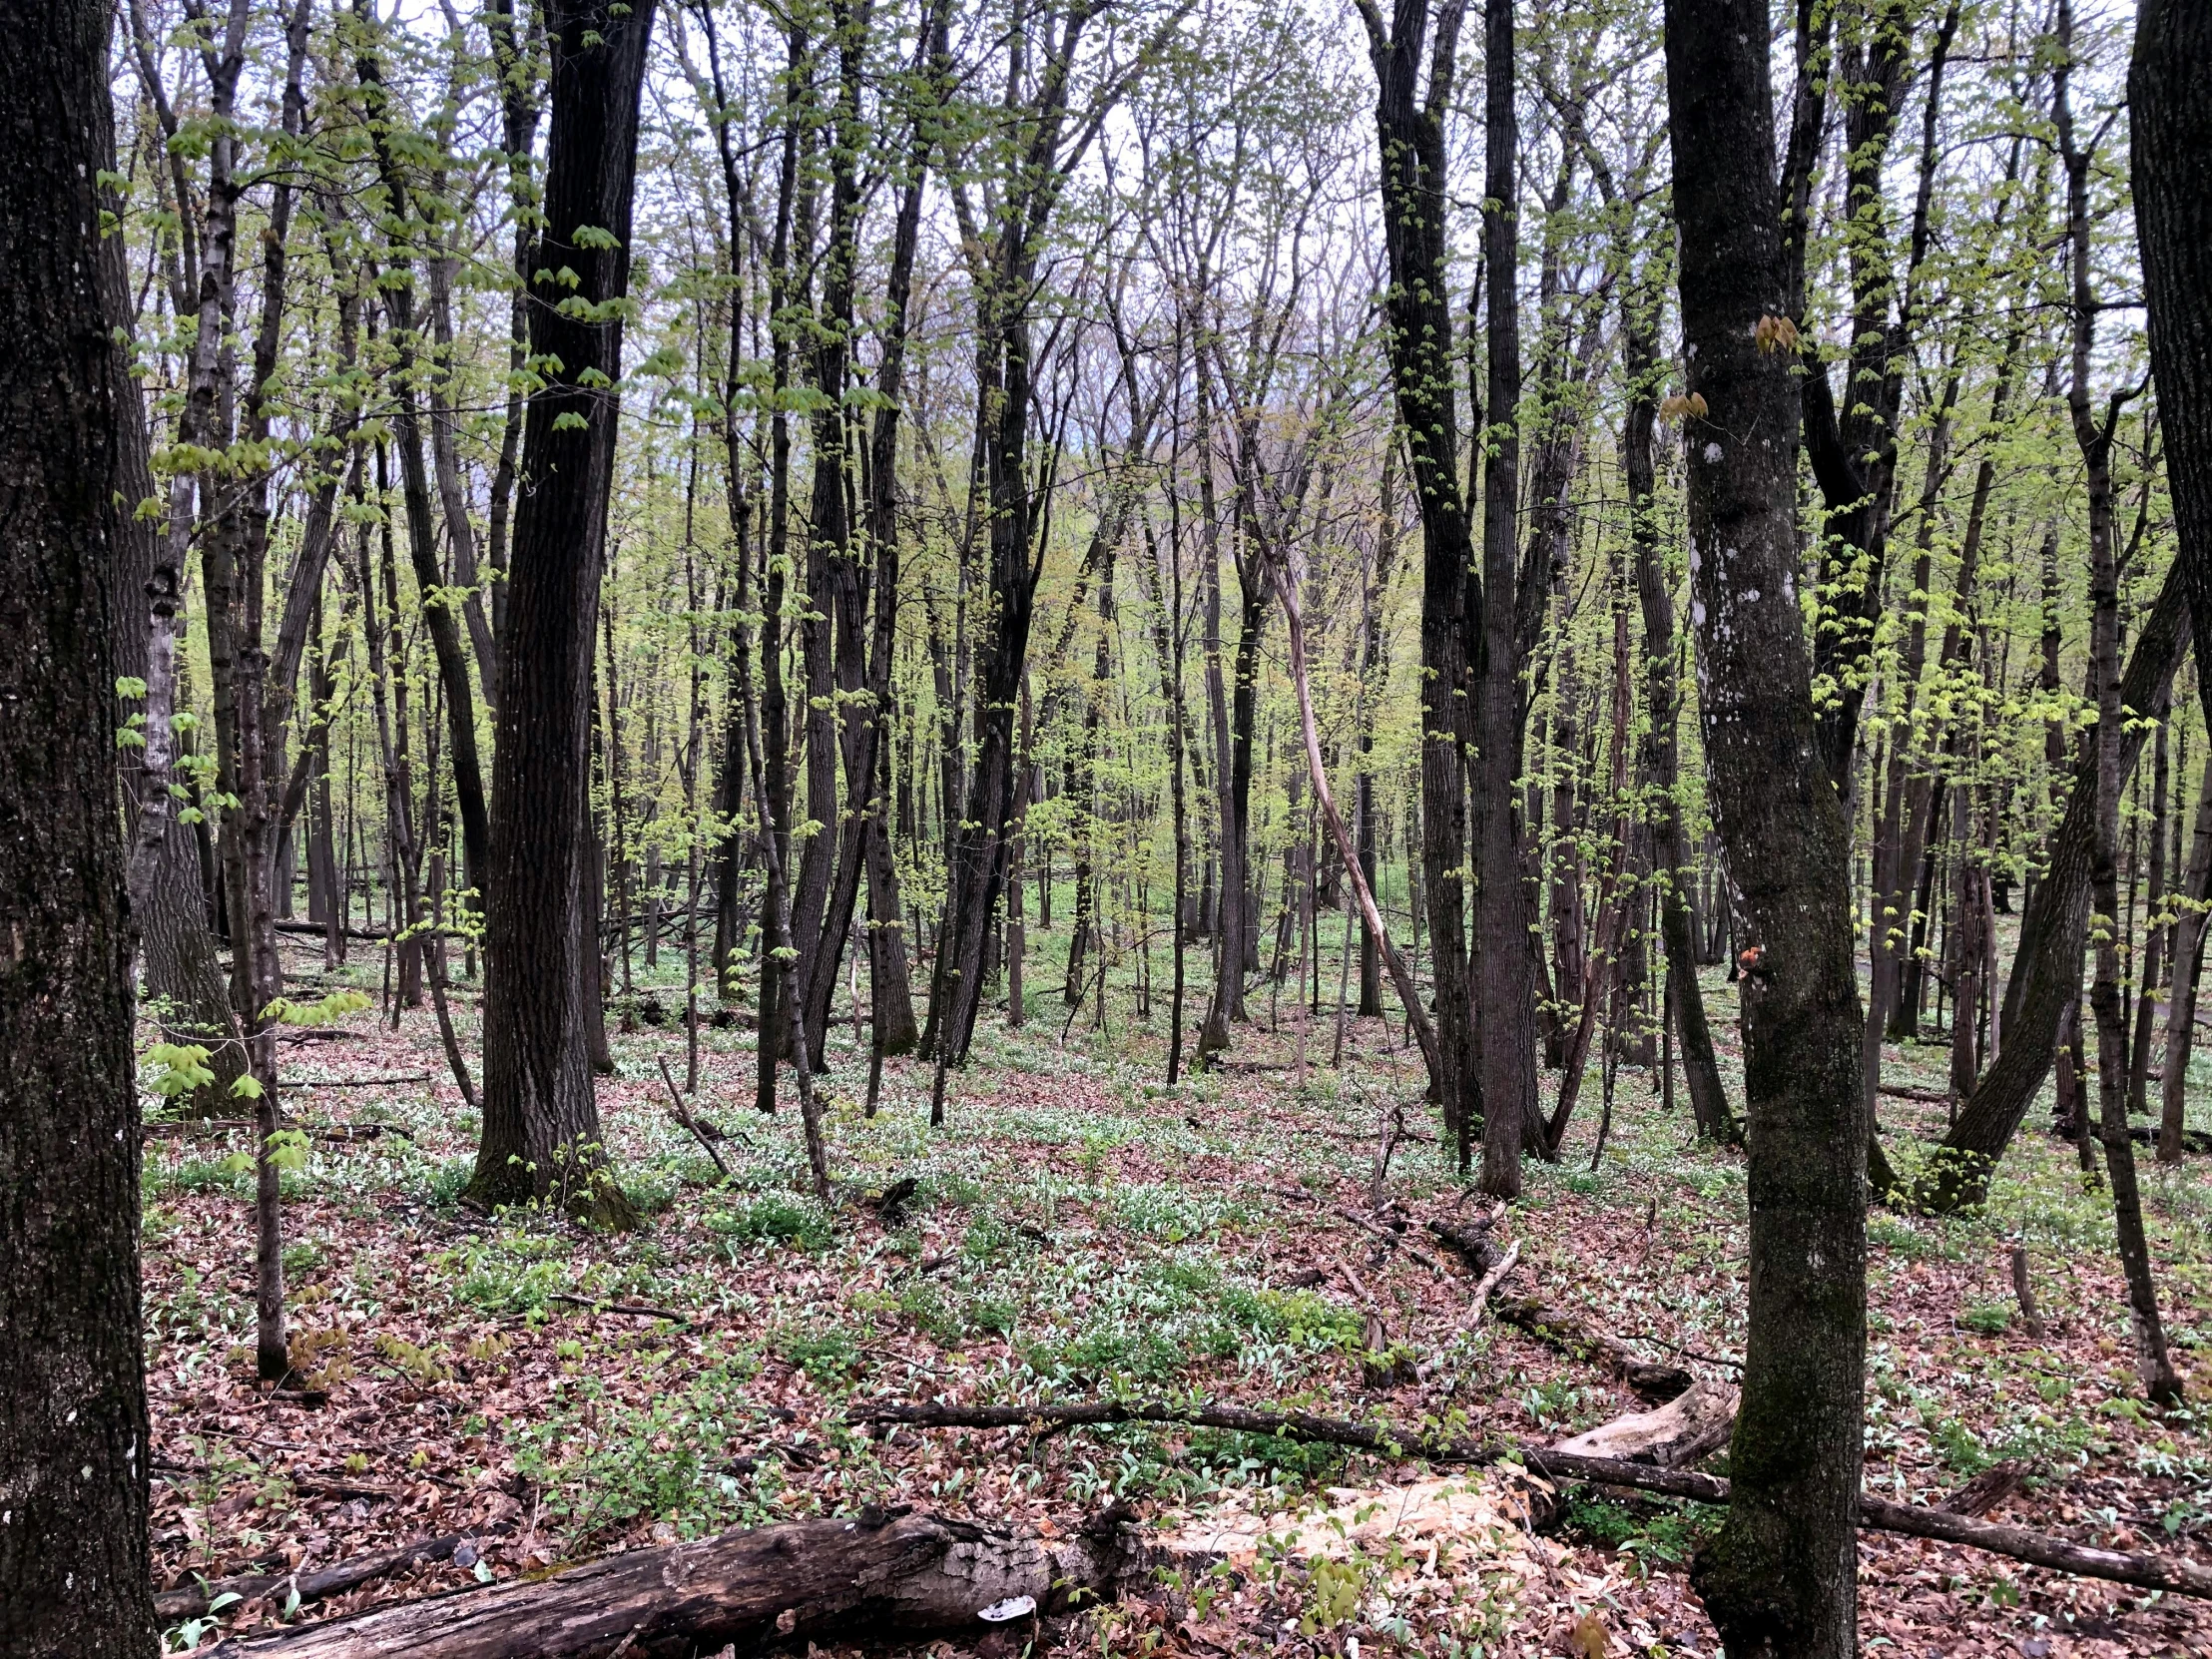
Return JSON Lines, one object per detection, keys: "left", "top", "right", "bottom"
{"left": 1664, "top": 8, "right": 1868, "bottom": 1652}
{"left": 1474, "top": 0, "right": 1546, "bottom": 1186}
{"left": 2133, "top": 0, "right": 2212, "bottom": 856}
{"left": 1355, "top": 0, "right": 1479, "bottom": 1161}
{"left": 471, "top": 0, "right": 657, "bottom": 1227}
{"left": 0, "top": 6, "right": 157, "bottom": 1643}
{"left": 1625, "top": 294, "right": 1736, "bottom": 1145}
{"left": 2060, "top": 19, "right": 2182, "bottom": 1404}
{"left": 2159, "top": 748, "right": 2212, "bottom": 1162}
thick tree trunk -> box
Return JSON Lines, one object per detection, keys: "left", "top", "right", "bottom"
{"left": 0, "top": 1, "right": 157, "bottom": 1644}
{"left": 2159, "top": 749, "right": 2212, "bottom": 1162}
{"left": 1664, "top": 7, "right": 1868, "bottom": 1652}
{"left": 472, "top": 0, "right": 656, "bottom": 1227}
{"left": 2134, "top": 0, "right": 2212, "bottom": 821}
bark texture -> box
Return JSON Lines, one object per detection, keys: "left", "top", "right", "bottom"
{"left": 213, "top": 1509, "right": 1128, "bottom": 1659}
{"left": 1663, "top": 4, "right": 1868, "bottom": 1651}
{"left": 1354, "top": 0, "right": 1476, "bottom": 1144}
{"left": 2134, "top": 2, "right": 2212, "bottom": 809}
{"left": 0, "top": 1, "right": 157, "bottom": 1648}
{"left": 472, "top": 0, "right": 657, "bottom": 1224}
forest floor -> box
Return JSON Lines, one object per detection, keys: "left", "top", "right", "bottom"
{"left": 142, "top": 930, "right": 2212, "bottom": 1657}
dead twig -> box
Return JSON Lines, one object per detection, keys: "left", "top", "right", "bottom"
{"left": 658, "top": 1053, "right": 730, "bottom": 1178}
{"left": 547, "top": 1294, "right": 693, "bottom": 1327}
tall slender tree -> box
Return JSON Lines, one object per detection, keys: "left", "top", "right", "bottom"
{"left": 1664, "top": 1, "right": 1869, "bottom": 1650}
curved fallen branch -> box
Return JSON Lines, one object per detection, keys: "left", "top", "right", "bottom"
{"left": 856, "top": 1399, "right": 2212, "bottom": 1600}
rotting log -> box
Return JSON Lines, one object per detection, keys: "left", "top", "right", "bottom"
{"left": 210, "top": 1507, "right": 1129, "bottom": 1658}
{"left": 861, "top": 1401, "right": 2212, "bottom": 1601}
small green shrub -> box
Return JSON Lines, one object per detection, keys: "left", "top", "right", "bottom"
{"left": 712, "top": 1194, "right": 834, "bottom": 1253}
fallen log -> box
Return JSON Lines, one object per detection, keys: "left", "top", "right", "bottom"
{"left": 1491, "top": 1296, "right": 1695, "bottom": 1402}
{"left": 860, "top": 1399, "right": 2212, "bottom": 1601}
{"left": 282, "top": 1073, "right": 433, "bottom": 1090}
{"left": 210, "top": 1506, "right": 1129, "bottom": 1658}
{"left": 160, "top": 1531, "right": 490, "bottom": 1622}
{"left": 1880, "top": 1083, "right": 1954, "bottom": 1105}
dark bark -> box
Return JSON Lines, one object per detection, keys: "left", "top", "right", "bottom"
{"left": 0, "top": 0, "right": 157, "bottom": 1644}
{"left": 1474, "top": 0, "right": 1545, "bottom": 1183}
{"left": 354, "top": 29, "right": 491, "bottom": 905}
{"left": 2160, "top": 748, "right": 2212, "bottom": 1162}
{"left": 2135, "top": 0, "right": 2212, "bottom": 932}
{"left": 1353, "top": 0, "right": 1476, "bottom": 1147}
{"left": 926, "top": 4, "right": 1111, "bottom": 1078}
{"left": 1664, "top": 5, "right": 1868, "bottom": 1652}
{"left": 471, "top": 0, "right": 658, "bottom": 1226}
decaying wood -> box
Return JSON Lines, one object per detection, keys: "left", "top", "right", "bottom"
{"left": 159, "top": 1530, "right": 493, "bottom": 1621}
{"left": 1551, "top": 1376, "right": 1737, "bottom": 1468}
{"left": 211, "top": 1507, "right": 1131, "bottom": 1657}
{"left": 1939, "top": 1459, "right": 2028, "bottom": 1518}
{"left": 1491, "top": 1296, "right": 1695, "bottom": 1402}
{"left": 1462, "top": 1239, "right": 1521, "bottom": 1327}
{"left": 864, "top": 1400, "right": 2212, "bottom": 1600}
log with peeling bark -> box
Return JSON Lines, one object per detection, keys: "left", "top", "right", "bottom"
{"left": 1490, "top": 1296, "right": 1694, "bottom": 1402}
{"left": 209, "top": 1507, "right": 1130, "bottom": 1658}
{"left": 1551, "top": 1376, "right": 1737, "bottom": 1468}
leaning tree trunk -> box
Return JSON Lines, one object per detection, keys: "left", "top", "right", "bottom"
{"left": 1664, "top": 7, "right": 1869, "bottom": 1654}
{"left": 2159, "top": 748, "right": 2212, "bottom": 1162}
{"left": 471, "top": 0, "right": 657, "bottom": 1228}
{"left": 0, "top": 2, "right": 157, "bottom": 1648}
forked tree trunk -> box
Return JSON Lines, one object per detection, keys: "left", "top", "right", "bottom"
{"left": 471, "top": 0, "right": 657, "bottom": 1227}
{"left": 0, "top": 2, "right": 157, "bottom": 1643}
{"left": 1664, "top": 7, "right": 1869, "bottom": 1652}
